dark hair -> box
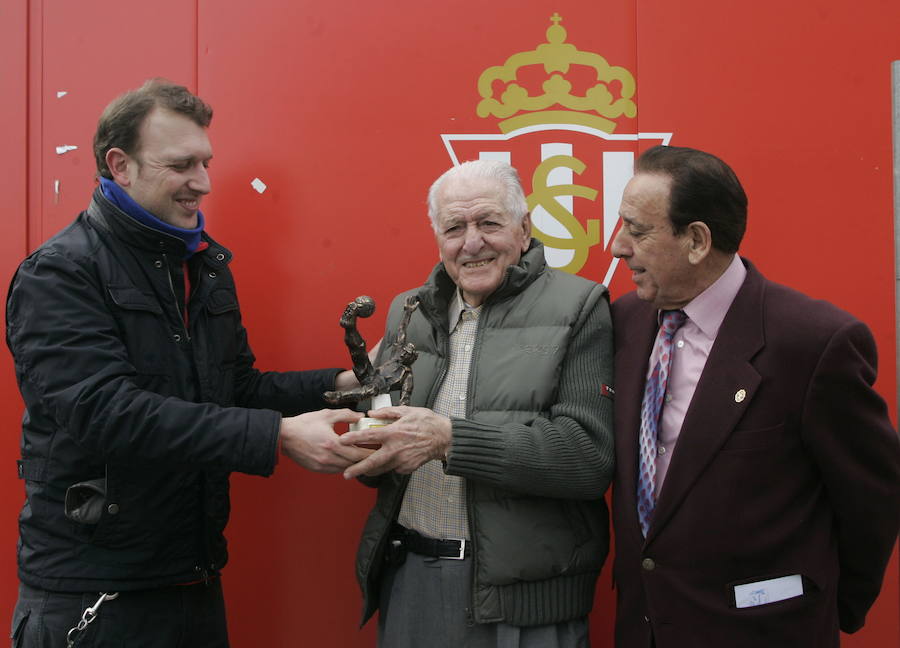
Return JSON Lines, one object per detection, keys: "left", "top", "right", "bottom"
{"left": 93, "top": 78, "right": 213, "bottom": 179}
{"left": 635, "top": 145, "right": 747, "bottom": 253}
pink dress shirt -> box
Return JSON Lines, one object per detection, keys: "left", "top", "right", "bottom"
{"left": 649, "top": 254, "right": 747, "bottom": 494}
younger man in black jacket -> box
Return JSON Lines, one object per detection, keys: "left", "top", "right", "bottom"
{"left": 6, "top": 79, "right": 368, "bottom": 647}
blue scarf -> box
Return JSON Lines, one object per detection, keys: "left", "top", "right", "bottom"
{"left": 99, "top": 177, "right": 205, "bottom": 258}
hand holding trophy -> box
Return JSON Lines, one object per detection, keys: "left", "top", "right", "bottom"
{"left": 326, "top": 295, "right": 452, "bottom": 476}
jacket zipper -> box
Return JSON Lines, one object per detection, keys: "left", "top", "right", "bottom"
{"left": 162, "top": 252, "right": 191, "bottom": 342}
{"left": 464, "top": 302, "right": 487, "bottom": 623}
{"left": 162, "top": 252, "right": 214, "bottom": 575}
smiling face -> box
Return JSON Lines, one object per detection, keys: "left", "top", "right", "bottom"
{"left": 109, "top": 107, "right": 212, "bottom": 229}
{"left": 610, "top": 172, "right": 699, "bottom": 310}
{"left": 433, "top": 176, "right": 531, "bottom": 307}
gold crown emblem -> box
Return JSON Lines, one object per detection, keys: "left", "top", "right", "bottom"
{"left": 476, "top": 14, "right": 637, "bottom": 134}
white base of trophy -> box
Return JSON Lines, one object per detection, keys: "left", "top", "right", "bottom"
{"left": 349, "top": 417, "right": 389, "bottom": 432}
{"left": 348, "top": 395, "right": 393, "bottom": 437}
{"left": 371, "top": 393, "right": 392, "bottom": 410}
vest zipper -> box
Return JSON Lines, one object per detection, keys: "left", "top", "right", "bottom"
{"left": 464, "top": 303, "right": 486, "bottom": 623}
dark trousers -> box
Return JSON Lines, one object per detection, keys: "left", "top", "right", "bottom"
{"left": 10, "top": 579, "right": 229, "bottom": 648}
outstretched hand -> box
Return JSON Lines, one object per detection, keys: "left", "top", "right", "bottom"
{"left": 338, "top": 406, "right": 452, "bottom": 479}
{"left": 280, "top": 409, "right": 371, "bottom": 473}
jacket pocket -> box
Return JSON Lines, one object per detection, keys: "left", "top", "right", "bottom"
{"left": 64, "top": 477, "right": 107, "bottom": 524}
{"left": 204, "top": 288, "right": 240, "bottom": 368}
{"left": 206, "top": 288, "right": 238, "bottom": 315}
{"left": 66, "top": 476, "right": 118, "bottom": 548}
{"left": 107, "top": 285, "right": 169, "bottom": 376}
{"left": 10, "top": 607, "right": 29, "bottom": 648}
{"left": 564, "top": 501, "right": 592, "bottom": 546}
{"left": 107, "top": 285, "right": 163, "bottom": 314}
{"left": 720, "top": 422, "right": 787, "bottom": 453}
{"left": 725, "top": 572, "right": 820, "bottom": 611}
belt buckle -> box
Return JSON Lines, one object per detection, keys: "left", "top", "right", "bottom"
{"left": 446, "top": 538, "right": 466, "bottom": 560}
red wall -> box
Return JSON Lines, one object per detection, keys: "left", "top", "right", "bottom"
{"left": 0, "top": 1, "right": 29, "bottom": 636}
{"left": 2, "top": 1, "right": 897, "bottom": 646}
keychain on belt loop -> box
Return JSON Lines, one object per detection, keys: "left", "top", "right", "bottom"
{"left": 66, "top": 592, "right": 119, "bottom": 647}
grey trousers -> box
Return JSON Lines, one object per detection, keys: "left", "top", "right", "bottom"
{"left": 378, "top": 552, "right": 590, "bottom": 648}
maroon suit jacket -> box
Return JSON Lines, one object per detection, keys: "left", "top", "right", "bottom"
{"left": 611, "top": 259, "right": 900, "bottom": 648}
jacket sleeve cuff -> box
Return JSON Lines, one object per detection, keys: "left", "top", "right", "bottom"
{"left": 445, "top": 419, "right": 507, "bottom": 480}
{"left": 240, "top": 408, "right": 283, "bottom": 477}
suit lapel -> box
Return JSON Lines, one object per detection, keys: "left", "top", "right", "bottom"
{"left": 646, "top": 264, "right": 766, "bottom": 543}
{"left": 613, "top": 299, "right": 659, "bottom": 535}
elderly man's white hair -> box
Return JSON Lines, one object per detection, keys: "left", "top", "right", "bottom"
{"left": 427, "top": 159, "right": 529, "bottom": 230}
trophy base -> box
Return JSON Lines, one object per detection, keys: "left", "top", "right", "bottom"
{"left": 349, "top": 417, "right": 387, "bottom": 449}
{"left": 371, "top": 393, "right": 393, "bottom": 410}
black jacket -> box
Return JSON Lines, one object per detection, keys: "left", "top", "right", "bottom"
{"left": 6, "top": 188, "right": 339, "bottom": 592}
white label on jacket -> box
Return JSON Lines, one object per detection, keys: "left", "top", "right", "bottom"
{"left": 734, "top": 575, "right": 803, "bottom": 608}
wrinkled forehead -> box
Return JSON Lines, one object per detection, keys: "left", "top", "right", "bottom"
{"left": 435, "top": 177, "right": 507, "bottom": 220}
{"left": 438, "top": 175, "right": 505, "bottom": 206}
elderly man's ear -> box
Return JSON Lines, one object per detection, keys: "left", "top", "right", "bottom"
{"left": 685, "top": 221, "right": 713, "bottom": 265}
{"left": 520, "top": 212, "right": 533, "bottom": 251}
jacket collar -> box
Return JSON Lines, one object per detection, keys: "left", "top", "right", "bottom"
{"left": 85, "top": 186, "right": 232, "bottom": 268}
{"left": 417, "top": 238, "right": 546, "bottom": 316}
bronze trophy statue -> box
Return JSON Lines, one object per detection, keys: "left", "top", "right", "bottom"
{"left": 324, "top": 295, "right": 419, "bottom": 407}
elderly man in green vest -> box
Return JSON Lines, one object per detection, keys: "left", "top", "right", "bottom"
{"left": 340, "top": 159, "right": 615, "bottom": 647}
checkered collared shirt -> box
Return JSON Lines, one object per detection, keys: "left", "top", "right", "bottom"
{"left": 397, "top": 291, "right": 479, "bottom": 540}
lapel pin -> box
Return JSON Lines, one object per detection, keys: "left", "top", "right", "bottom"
{"left": 734, "top": 389, "right": 747, "bottom": 403}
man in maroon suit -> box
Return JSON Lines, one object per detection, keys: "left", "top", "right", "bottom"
{"left": 610, "top": 144, "right": 900, "bottom": 648}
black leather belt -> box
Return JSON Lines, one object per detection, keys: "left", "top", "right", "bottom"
{"left": 391, "top": 525, "right": 469, "bottom": 560}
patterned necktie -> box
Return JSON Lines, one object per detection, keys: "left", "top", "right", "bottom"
{"left": 637, "top": 309, "right": 687, "bottom": 537}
